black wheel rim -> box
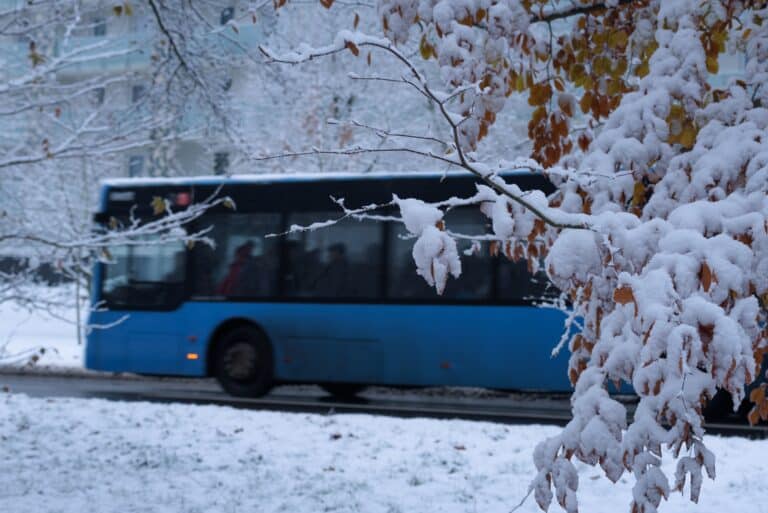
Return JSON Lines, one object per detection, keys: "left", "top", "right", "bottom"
{"left": 223, "top": 341, "right": 259, "bottom": 381}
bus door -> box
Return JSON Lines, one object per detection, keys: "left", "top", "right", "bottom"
{"left": 99, "top": 239, "right": 187, "bottom": 374}
{"left": 279, "top": 213, "right": 386, "bottom": 382}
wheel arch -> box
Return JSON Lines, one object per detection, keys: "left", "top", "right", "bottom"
{"left": 205, "top": 317, "right": 270, "bottom": 377}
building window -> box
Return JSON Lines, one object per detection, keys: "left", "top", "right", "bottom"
{"left": 93, "top": 87, "right": 105, "bottom": 106}
{"left": 128, "top": 155, "right": 144, "bottom": 177}
{"left": 214, "top": 152, "right": 229, "bottom": 175}
{"left": 93, "top": 17, "right": 107, "bottom": 36}
{"left": 220, "top": 7, "right": 235, "bottom": 25}
{"left": 131, "top": 84, "right": 146, "bottom": 103}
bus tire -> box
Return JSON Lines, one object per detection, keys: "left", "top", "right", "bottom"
{"left": 213, "top": 326, "right": 273, "bottom": 398}
{"left": 320, "top": 383, "right": 367, "bottom": 398}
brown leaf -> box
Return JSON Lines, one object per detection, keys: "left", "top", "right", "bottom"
{"left": 700, "top": 262, "right": 714, "bottom": 292}
{"left": 320, "top": 0, "right": 334, "bottom": 8}
{"left": 749, "top": 385, "right": 765, "bottom": 404}
{"left": 571, "top": 334, "right": 584, "bottom": 351}
{"left": 748, "top": 407, "right": 760, "bottom": 426}
{"left": 353, "top": 12, "right": 360, "bottom": 29}
{"left": 579, "top": 91, "right": 592, "bottom": 114}
{"left": 614, "top": 286, "right": 638, "bottom": 316}
{"left": 345, "top": 41, "right": 360, "bottom": 56}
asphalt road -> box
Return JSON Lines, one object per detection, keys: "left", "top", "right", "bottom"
{"left": 0, "top": 368, "right": 576, "bottom": 423}
{"left": 0, "top": 369, "right": 764, "bottom": 438}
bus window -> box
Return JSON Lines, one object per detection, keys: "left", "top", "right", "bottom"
{"left": 498, "top": 258, "right": 558, "bottom": 302}
{"left": 284, "top": 213, "right": 382, "bottom": 299}
{"left": 388, "top": 208, "right": 492, "bottom": 301}
{"left": 192, "top": 213, "right": 281, "bottom": 298}
{"left": 101, "top": 239, "right": 186, "bottom": 308}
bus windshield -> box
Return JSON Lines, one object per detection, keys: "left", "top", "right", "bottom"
{"left": 101, "top": 237, "right": 186, "bottom": 309}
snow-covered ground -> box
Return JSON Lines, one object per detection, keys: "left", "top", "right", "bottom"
{"left": 0, "top": 296, "right": 82, "bottom": 369}
{"left": 0, "top": 392, "right": 766, "bottom": 513}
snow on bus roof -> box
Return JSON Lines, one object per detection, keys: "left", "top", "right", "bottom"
{"left": 101, "top": 169, "right": 539, "bottom": 188}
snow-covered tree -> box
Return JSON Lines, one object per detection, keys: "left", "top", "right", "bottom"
{"left": 0, "top": 0, "right": 271, "bottom": 307}
{"left": 263, "top": 1, "right": 768, "bottom": 511}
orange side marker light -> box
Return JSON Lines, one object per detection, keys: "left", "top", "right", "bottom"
{"left": 186, "top": 353, "right": 199, "bottom": 360}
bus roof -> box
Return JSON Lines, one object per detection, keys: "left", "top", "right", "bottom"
{"left": 101, "top": 168, "right": 539, "bottom": 189}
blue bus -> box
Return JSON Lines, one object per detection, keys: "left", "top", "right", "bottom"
{"left": 86, "top": 171, "right": 572, "bottom": 397}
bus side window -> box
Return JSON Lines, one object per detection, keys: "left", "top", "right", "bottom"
{"left": 192, "top": 213, "right": 281, "bottom": 298}
{"left": 284, "top": 213, "right": 383, "bottom": 299}
{"left": 497, "top": 258, "right": 558, "bottom": 302}
{"left": 387, "top": 207, "right": 492, "bottom": 301}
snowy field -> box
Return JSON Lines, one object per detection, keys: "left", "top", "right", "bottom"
{"left": 1, "top": 392, "right": 767, "bottom": 513}
{"left": 0, "top": 295, "right": 82, "bottom": 369}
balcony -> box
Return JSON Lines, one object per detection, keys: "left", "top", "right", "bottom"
{"left": 52, "top": 32, "right": 153, "bottom": 80}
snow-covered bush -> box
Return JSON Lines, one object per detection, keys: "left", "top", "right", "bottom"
{"left": 268, "top": 1, "right": 768, "bottom": 511}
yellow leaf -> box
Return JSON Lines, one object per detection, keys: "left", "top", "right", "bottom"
{"left": 419, "top": 34, "right": 434, "bottom": 60}
{"left": 706, "top": 54, "right": 719, "bottom": 74}
{"left": 609, "top": 30, "right": 628, "bottom": 49}
{"left": 632, "top": 181, "right": 645, "bottom": 206}
{"left": 151, "top": 196, "right": 167, "bottom": 216}
{"left": 635, "top": 60, "right": 649, "bottom": 78}
{"left": 679, "top": 123, "right": 697, "bottom": 149}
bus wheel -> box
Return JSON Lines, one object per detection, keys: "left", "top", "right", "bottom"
{"left": 320, "top": 383, "right": 367, "bottom": 398}
{"left": 214, "top": 326, "right": 273, "bottom": 398}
